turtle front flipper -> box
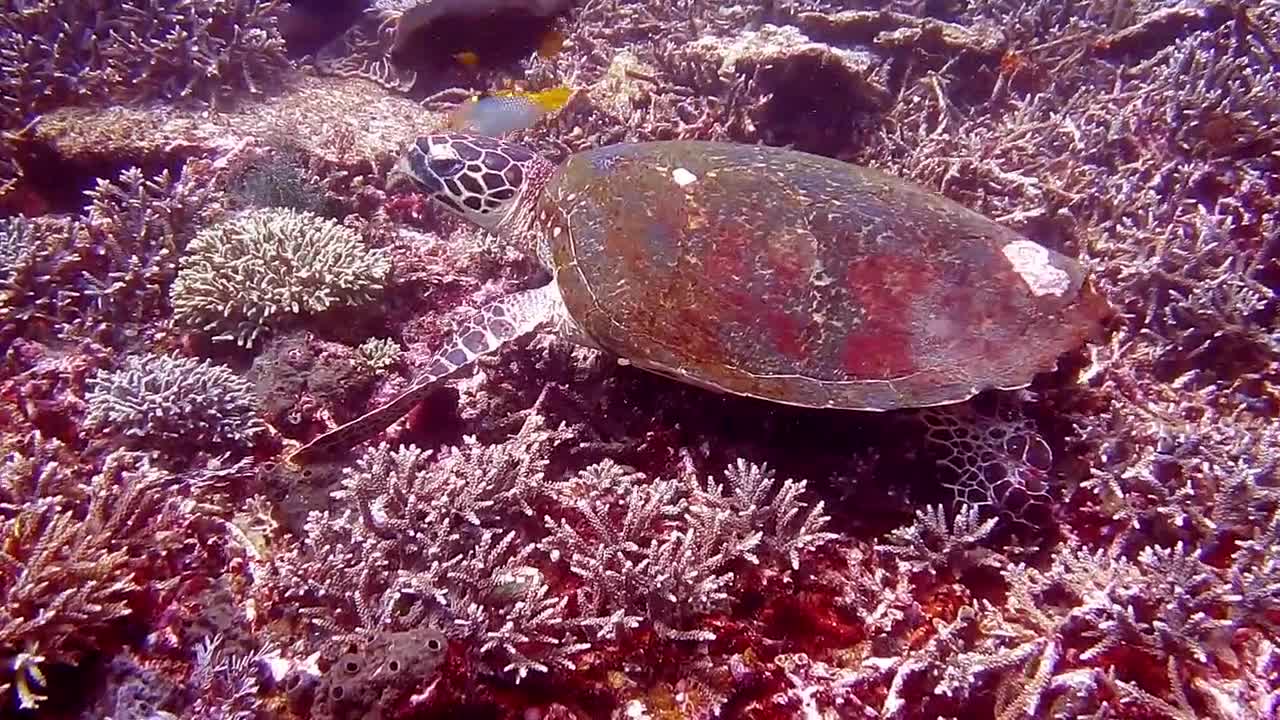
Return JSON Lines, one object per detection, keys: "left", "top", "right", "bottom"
{"left": 286, "top": 283, "right": 563, "bottom": 466}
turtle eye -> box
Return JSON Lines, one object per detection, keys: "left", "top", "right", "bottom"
{"left": 428, "top": 157, "right": 464, "bottom": 177}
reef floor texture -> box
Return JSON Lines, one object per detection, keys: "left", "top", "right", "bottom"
{"left": 1, "top": 1, "right": 1278, "bottom": 718}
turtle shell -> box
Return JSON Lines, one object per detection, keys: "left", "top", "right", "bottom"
{"left": 539, "top": 141, "right": 1110, "bottom": 410}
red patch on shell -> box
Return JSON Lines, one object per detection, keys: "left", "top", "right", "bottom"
{"left": 840, "top": 255, "right": 937, "bottom": 378}
{"left": 767, "top": 310, "right": 805, "bottom": 358}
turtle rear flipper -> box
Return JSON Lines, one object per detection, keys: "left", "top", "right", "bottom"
{"left": 287, "top": 283, "right": 562, "bottom": 465}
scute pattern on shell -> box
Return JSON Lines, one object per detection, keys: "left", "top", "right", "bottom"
{"left": 542, "top": 141, "right": 1111, "bottom": 411}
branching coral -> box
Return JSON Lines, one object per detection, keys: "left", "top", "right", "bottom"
{"left": 357, "top": 337, "right": 402, "bottom": 372}
{"left": 0, "top": 0, "right": 292, "bottom": 130}
{"left": 0, "top": 217, "right": 30, "bottom": 285}
{"left": 258, "top": 412, "right": 836, "bottom": 692}
{"left": 1, "top": 0, "right": 1277, "bottom": 716}
{"left": 259, "top": 412, "right": 590, "bottom": 682}
{"left": 0, "top": 436, "right": 217, "bottom": 711}
{"left": 930, "top": 534, "right": 1280, "bottom": 719}
{"left": 2, "top": 164, "right": 222, "bottom": 347}
{"left": 171, "top": 207, "right": 391, "bottom": 347}
{"left": 84, "top": 353, "right": 265, "bottom": 453}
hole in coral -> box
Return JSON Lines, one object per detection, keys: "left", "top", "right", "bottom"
{"left": 390, "top": 4, "right": 569, "bottom": 76}
{"left": 280, "top": 0, "right": 368, "bottom": 58}
{"left": 387, "top": 660, "right": 400, "bottom": 672}
{"left": 3, "top": 134, "right": 191, "bottom": 216}
{"left": 331, "top": 686, "right": 344, "bottom": 700}
{"left": 426, "top": 638, "right": 443, "bottom": 652}
{"left": 344, "top": 660, "right": 359, "bottom": 674}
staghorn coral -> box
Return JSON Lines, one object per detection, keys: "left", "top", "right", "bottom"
{"left": 0, "top": 438, "right": 219, "bottom": 711}
{"left": 876, "top": 503, "right": 1002, "bottom": 582}
{"left": 1, "top": 164, "right": 222, "bottom": 348}
{"left": 2, "top": 0, "right": 1278, "bottom": 716}
{"left": 0, "top": 0, "right": 292, "bottom": 131}
{"left": 928, "top": 534, "right": 1280, "bottom": 719}
{"left": 259, "top": 409, "right": 837, "bottom": 693}
{"left": 258, "top": 411, "right": 592, "bottom": 683}
{"left": 0, "top": 217, "right": 31, "bottom": 285}
{"left": 171, "top": 207, "right": 391, "bottom": 347}
{"left": 84, "top": 353, "right": 265, "bottom": 453}
{"left": 540, "top": 454, "right": 837, "bottom": 642}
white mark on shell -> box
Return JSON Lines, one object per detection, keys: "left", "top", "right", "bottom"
{"left": 1001, "top": 240, "right": 1072, "bottom": 297}
{"left": 552, "top": 226, "right": 563, "bottom": 238}
{"left": 672, "top": 167, "right": 698, "bottom": 187}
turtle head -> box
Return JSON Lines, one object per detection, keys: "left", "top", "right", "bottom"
{"left": 393, "top": 133, "right": 552, "bottom": 235}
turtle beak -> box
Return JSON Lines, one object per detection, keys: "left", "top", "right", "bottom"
{"left": 386, "top": 155, "right": 418, "bottom": 193}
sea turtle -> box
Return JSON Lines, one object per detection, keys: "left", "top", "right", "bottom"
{"left": 287, "top": 134, "right": 1110, "bottom": 465}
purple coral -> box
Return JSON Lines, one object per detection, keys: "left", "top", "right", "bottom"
{"left": 0, "top": 0, "right": 1276, "bottom": 717}
{"left": 259, "top": 412, "right": 836, "bottom": 697}
{"left": 1, "top": 164, "right": 222, "bottom": 348}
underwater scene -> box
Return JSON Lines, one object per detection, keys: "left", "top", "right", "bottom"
{"left": 1, "top": 0, "right": 1278, "bottom": 718}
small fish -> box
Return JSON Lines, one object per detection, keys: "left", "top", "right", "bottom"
{"left": 447, "top": 86, "right": 573, "bottom": 136}
{"left": 537, "top": 29, "right": 565, "bottom": 59}
{"left": 452, "top": 50, "right": 480, "bottom": 68}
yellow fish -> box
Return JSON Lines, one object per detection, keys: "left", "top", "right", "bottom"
{"left": 447, "top": 86, "right": 573, "bottom": 136}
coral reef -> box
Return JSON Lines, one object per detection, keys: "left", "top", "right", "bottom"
{"left": 1, "top": 0, "right": 1277, "bottom": 717}
{"left": 0, "top": 437, "right": 227, "bottom": 710}
{"left": 171, "top": 207, "right": 391, "bottom": 347}
{"left": 84, "top": 353, "right": 265, "bottom": 452}
{"left": 0, "top": 0, "right": 292, "bottom": 131}
{"left": 1, "top": 164, "right": 222, "bottom": 347}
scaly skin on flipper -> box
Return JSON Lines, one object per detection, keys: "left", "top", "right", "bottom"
{"left": 287, "top": 283, "right": 562, "bottom": 465}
